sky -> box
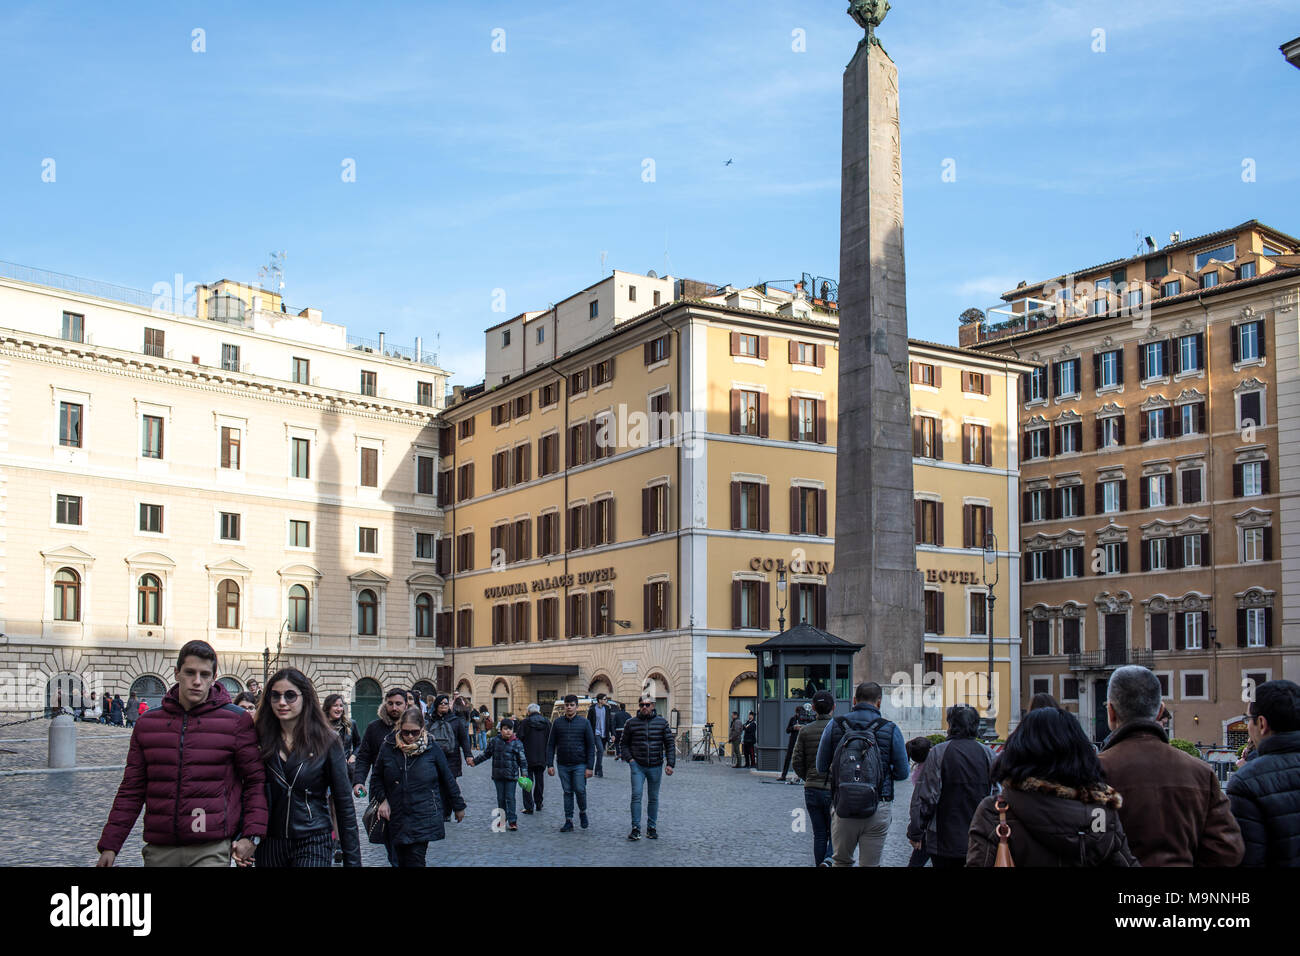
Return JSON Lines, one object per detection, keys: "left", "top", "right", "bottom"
{"left": 1, "top": 0, "right": 1297, "bottom": 386}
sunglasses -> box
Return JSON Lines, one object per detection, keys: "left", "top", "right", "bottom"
{"left": 269, "top": 690, "right": 299, "bottom": 703}
{"left": 399, "top": 728, "right": 421, "bottom": 737}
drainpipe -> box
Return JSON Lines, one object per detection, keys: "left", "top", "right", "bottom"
{"left": 1196, "top": 289, "right": 1218, "bottom": 706}
{"left": 654, "top": 309, "right": 682, "bottom": 635}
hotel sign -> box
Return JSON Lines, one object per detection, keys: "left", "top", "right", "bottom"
{"left": 748, "top": 556, "right": 832, "bottom": 575}
{"left": 925, "top": 569, "right": 981, "bottom": 585}
{"left": 484, "top": 566, "right": 617, "bottom": 599}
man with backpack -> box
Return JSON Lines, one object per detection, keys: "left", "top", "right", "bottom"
{"left": 815, "top": 681, "right": 909, "bottom": 867}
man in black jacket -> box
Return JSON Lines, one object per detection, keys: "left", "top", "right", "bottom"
{"left": 587, "top": 693, "right": 614, "bottom": 777}
{"left": 517, "top": 703, "right": 551, "bottom": 814}
{"left": 612, "top": 702, "right": 630, "bottom": 762}
{"left": 1228, "top": 679, "right": 1300, "bottom": 866}
{"left": 741, "top": 712, "right": 757, "bottom": 768}
{"left": 546, "top": 695, "right": 595, "bottom": 832}
{"left": 779, "top": 704, "right": 814, "bottom": 782}
{"left": 352, "top": 687, "right": 409, "bottom": 866}
{"left": 618, "top": 695, "right": 675, "bottom": 841}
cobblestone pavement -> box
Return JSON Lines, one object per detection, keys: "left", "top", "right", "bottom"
{"left": 0, "top": 729, "right": 914, "bottom": 866}
{"left": 0, "top": 720, "right": 132, "bottom": 773}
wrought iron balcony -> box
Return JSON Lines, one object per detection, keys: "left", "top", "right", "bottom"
{"left": 1067, "top": 648, "right": 1155, "bottom": 671}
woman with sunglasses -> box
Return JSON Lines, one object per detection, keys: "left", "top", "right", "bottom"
{"left": 371, "top": 706, "right": 466, "bottom": 867}
{"left": 245, "top": 668, "right": 361, "bottom": 867}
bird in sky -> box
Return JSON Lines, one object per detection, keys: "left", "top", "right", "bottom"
{"left": 723, "top": 158, "right": 734, "bottom": 166}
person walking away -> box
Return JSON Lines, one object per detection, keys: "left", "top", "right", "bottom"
{"left": 95, "top": 640, "right": 267, "bottom": 867}
{"left": 247, "top": 669, "right": 360, "bottom": 868}
{"left": 907, "top": 704, "right": 996, "bottom": 868}
{"left": 728, "top": 711, "right": 743, "bottom": 768}
{"left": 1227, "top": 679, "right": 1300, "bottom": 866}
{"left": 517, "top": 703, "right": 551, "bottom": 814}
{"left": 125, "top": 693, "right": 139, "bottom": 728}
{"left": 371, "top": 707, "right": 466, "bottom": 867}
{"left": 619, "top": 694, "right": 676, "bottom": 841}
{"left": 477, "top": 718, "right": 528, "bottom": 830}
{"left": 815, "top": 681, "right": 909, "bottom": 867}
{"left": 587, "top": 693, "right": 614, "bottom": 777}
{"left": 742, "top": 712, "right": 757, "bottom": 768}
{"left": 472, "top": 707, "right": 487, "bottom": 751}
{"left": 612, "top": 701, "right": 630, "bottom": 762}
{"left": 547, "top": 694, "right": 595, "bottom": 831}
{"left": 352, "top": 686, "right": 410, "bottom": 866}
{"left": 110, "top": 694, "right": 125, "bottom": 727}
{"left": 967, "top": 706, "right": 1138, "bottom": 866}
{"left": 904, "top": 737, "right": 933, "bottom": 867}
{"left": 1098, "top": 666, "right": 1243, "bottom": 866}
{"left": 779, "top": 704, "right": 813, "bottom": 782}
{"left": 791, "top": 690, "right": 835, "bottom": 866}
{"left": 428, "top": 694, "right": 476, "bottom": 821}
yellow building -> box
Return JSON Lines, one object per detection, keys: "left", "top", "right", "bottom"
{"left": 440, "top": 280, "right": 1028, "bottom": 739}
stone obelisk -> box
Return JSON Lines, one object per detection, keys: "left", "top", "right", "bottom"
{"left": 827, "top": 2, "right": 924, "bottom": 723}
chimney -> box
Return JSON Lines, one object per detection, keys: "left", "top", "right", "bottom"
{"left": 415, "top": 336, "right": 423, "bottom": 362}
{"left": 378, "top": 332, "right": 386, "bottom": 355}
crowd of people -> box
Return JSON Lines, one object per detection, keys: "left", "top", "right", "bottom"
{"left": 91, "top": 641, "right": 1299, "bottom": 868}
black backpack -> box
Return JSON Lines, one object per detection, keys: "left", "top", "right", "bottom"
{"left": 828, "top": 715, "right": 888, "bottom": 818}
{"left": 430, "top": 717, "right": 457, "bottom": 756}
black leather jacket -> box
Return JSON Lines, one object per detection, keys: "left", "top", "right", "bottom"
{"left": 263, "top": 740, "right": 361, "bottom": 866}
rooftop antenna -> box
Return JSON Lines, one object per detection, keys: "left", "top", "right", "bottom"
{"left": 258, "top": 251, "right": 287, "bottom": 299}
{"left": 1133, "top": 230, "right": 1145, "bottom": 257}
{"left": 600, "top": 250, "right": 608, "bottom": 275}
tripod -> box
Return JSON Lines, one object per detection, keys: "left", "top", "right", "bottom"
{"left": 691, "top": 723, "right": 718, "bottom": 763}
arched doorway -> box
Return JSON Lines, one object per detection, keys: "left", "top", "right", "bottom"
{"left": 491, "top": 678, "right": 511, "bottom": 722}
{"left": 45, "top": 673, "right": 86, "bottom": 717}
{"left": 352, "top": 678, "right": 382, "bottom": 729}
{"left": 217, "top": 676, "right": 243, "bottom": 699}
{"left": 130, "top": 675, "right": 167, "bottom": 712}
{"left": 412, "top": 680, "right": 436, "bottom": 705}
{"left": 728, "top": 671, "right": 757, "bottom": 736}
{"left": 588, "top": 674, "right": 613, "bottom": 697}
{"left": 646, "top": 672, "right": 671, "bottom": 727}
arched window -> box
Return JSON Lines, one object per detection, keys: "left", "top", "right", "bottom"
{"left": 288, "top": 584, "right": 310, "bottom": 633}
{"left": 358, "top": 589, "right": 378, "bottom": 636}
{"left": 130, "top": 674, "right": 167, "bottom": 711}
{"left": 137, "top": 574, "right": 161, "bottom": 626}
{"left": 217, "top": 579, "right": 240, "bottom": 629}
{"left": 415, "top": 592, "right": 433, "bottom": 638}
{"left": 54, "top": 568, "right": 81, "bottom": 622}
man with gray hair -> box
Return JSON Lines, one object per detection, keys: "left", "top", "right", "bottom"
{"left": 1098, "top": 665, "right": 1243, "bottom": 866}
{"left": 516, "top": 701, "right": 551, "bottom": 815}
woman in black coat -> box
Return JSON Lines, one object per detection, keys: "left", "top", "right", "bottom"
{"left": 372, "top": 707, "right": 467, "bottom": 867}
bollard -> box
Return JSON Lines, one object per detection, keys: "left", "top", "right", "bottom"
{"left": 49, "top": 712, "right": 77, "bottom": 769}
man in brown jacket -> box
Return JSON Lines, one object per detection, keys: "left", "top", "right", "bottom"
{"left": 791, "top": 690, "right": 835, "bottom": 866}
{"left": 1098, "top": 666, "right": 1243, "bottom": 867}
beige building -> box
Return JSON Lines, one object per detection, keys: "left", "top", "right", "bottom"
{"left": 967, "top": 220, "right": 1300, "bottom": 747}
{"left": 0, "top": 263, "right": 449, "bottom": 722}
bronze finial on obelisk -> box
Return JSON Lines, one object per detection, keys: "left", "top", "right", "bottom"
{"left": 847, "top": 0, "right": 890, "bottom": 47}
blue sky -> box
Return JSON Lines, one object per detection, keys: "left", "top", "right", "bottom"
{"left": 2, "top": 1, "right": 1297, "bottom": 385}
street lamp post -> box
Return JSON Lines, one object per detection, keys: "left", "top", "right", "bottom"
{"left": 981, "top": 531, "right": 1000, "bottom": 713}
{"left": 776, "top": 568, "right": 788, "bottom": 633}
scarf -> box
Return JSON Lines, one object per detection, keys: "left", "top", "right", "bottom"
{"left": 394, "top": 730, "right": 430, "bottom": 757}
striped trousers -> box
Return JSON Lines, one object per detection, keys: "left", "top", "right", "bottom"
{"left": 254, "top": 831, "right": 335, "bottom": 868}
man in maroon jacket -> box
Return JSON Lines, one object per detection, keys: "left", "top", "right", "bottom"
{"left": 96, "top": 641, "right": 267, "bottom": 867}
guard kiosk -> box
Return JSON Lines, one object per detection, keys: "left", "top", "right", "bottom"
{"left": 745, "top": 624, "right": 863, "bottom": 772}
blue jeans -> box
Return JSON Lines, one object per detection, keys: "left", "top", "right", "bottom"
{"left": 494, "top": 779, "right": 518, "bottom": 824}
{"left": 476, "top": 730, "right": 487, "bottom": 750}
{"left": 555, "top": 764, "right": 588, "bottom": 819}
{"left": 803, "top": 787, "right": 833, "bottom": 865}
{"left": 629, "top": 761, "right": 663, "bottom": 829}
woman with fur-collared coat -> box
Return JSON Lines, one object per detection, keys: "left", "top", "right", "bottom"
{"left": 967, "top": 707, "right": 1139, "bottom": 867}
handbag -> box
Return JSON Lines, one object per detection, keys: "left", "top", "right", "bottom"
{"left": 993, "top": 796, "right": 1015, "bottom": 868}
{"left": 362, "top": 798, "right": 388, "bottom": 845}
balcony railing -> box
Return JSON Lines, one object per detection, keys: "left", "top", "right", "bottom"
{"left": 346, "top": 334, "right": 440, "bottom": 367}
{"left": 1067, "top": 648, "right": 1155, "bottom": 671}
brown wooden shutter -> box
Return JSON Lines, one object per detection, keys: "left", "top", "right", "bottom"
{"left": 915, "top": 500, "right": 923, "bottom": 544}
{"left": 732, "top": 581, "right": 742, "bottom": 629}
{"left": 910, "top": 362, "right": 919, "bottom": 383}
{"left": 818, "top": 489, "right": 828, "bottom": 536}
{"left": 663, "top": 334, "right": 671, "bottom": 360}
{"left": 790, "top": 486, "right": 800, "bottom": 534}
{"left": 792, "top": 398, "right": 800, "bottom": 441}
{"left": 963, "top": 505, "right": 973, "bottom": 548}
{"left": 760, "top": 582, "right": 771, "bottom": 630}
{"left": 935, "top": 502, "right": 945, "bottom": 547}
{"left": 758, "top": 336, "right": 769, "bottom": 360}
{"left": 644, "top": 584, "right": 653, "bottom": 631}
{"left": 962, "top": 424, "right": 972, "bottom": 464}
{"left": 730, "top": 390, "right": 741, "bottom": 435}
{"left": 789, "top": 340, "right": 799, "bottom": 364}
{"left": 759, "top": 483, "right": 770, "bottom": 533}
{"left": 730, "top": 481, "right": 741, "bottom": 530}
{"left": 913, "top": 416, "right": 922, "bottom": 456}
{"left": 935, "top": 592, "right": 945, "bottom": 635}
{"left": 730, "top": 331, "right": 741, "bottom": 356}
{"left": 758, "top": 392, "right": 769, "bottom": 438}
{"left": 982, "top": 426, "right": 991, "bottom": 466}
{"left": 642, "top": 488, "right": 652, "bottom": 535}
{"left": 816, "top": 400, "right": 827, "bottom": 444}
{"left": 644, "top": 341, "right": 652, "bottom": 365}
{"left": 815, "top": 344, "right": 826, "bottom": 368}
{"left": 584, "top": 503, "right": 593, "bottom": 548}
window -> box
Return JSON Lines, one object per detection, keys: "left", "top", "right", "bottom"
{"left": 137, "top": 574, "right": 161, "bottom": 625}
{"left": 912, "top": 362, "right": 937, "bottom": 386}
{"left": 1055, "top": 421, "right": 1080, "bottom": 454}
{"left": 590, "top": 498, "right": 614, "bottom": 547}
{"left": 1145, "top": 409, "right": 1167, "bottom": 441}
{"left": 1127, "top": 289, "right": 1143, "bottom": 311}
{"left": 358, "top": 527, "right": 378, "bottom": 554}
{"left": 591, "top": 590, "right": 613, "bottom": 636}
{"left": 357, "top": 590, "right": 378, "bottom": 636}
{"left": 1026, "top": 488, "right": 1049, "bottom": 522}
{"left": 1156, "top": 674, "right": 1171, "bottom": 697}
{"left": 1146, "top": 474, "right": 1168, "bottom": 508}
{"left": 1031, "top": 676, "right": 1051, "bottom": 695}
{"left": 458, "top": 417, "right": 475, "bottom": 440}
{"left": 457, "top": 462, "right": 474, "bottom": 501}
{"left": 1026, "top": 428, "right": 1049, "bottom": 459}
{"left": 1194, "top": 243, "right": 1235, "bottom": 270}
{"left": 1183, "top": 673, "right": 1206, "bottom": 698}
{"left": 537, "top": 597, "right": 558, "bottom": 641}
{"left": 1241, "top": 461, "right": 1263, "bottom": 498}
{"left": 915, "top": 499, "right": 942, "bottom": 546}
{"left": 1147, "top": 537, "right": 1168, "bottom": 571}
{"left": 645, "top": 335, "right": 670, "bottom": 365}
{"left": 1054, "top": 359, "right": 1080, "bottom": 397}
{"left": 539, "top": 512, "right": 560, "bottom": 555}
{"left": 1099, "top": 416, "right": 1121, "bottom": 448}
{"left": 1180, "top": 469, "right": 1203, "bottom": 504}
{"left": 1163, "top": 280, "right": 1181, "bottom": 298}
{"left": 415, "top": 533, "right": 436, "bottom": 560}
{"left": 59, "top": 402, "right": 83, "bottom": 447}
{"left": 650, "top": 391, "right": 672, "bottom": 441}
{"left": 537, "top": 325, "right": 545, "bottom": 344}
{"left": 1057, "top": 485, "right": 1082, "bottom": 519}
{"left": 456, "top": 608, "right": 473, "bottom": 647}
{"left": 1177, "top": 334, "right": 1203, "bottom": 373}
{"left": 1235, "top": 321, "right": 1263, "bottom": 363}
{"left": 1102, "top": 480, "right": 1121, "bottom": 514}
{"left": 1062, "top": 678, "right": 1080, "bottom": 701}
{"left": 1201, "top": 272, "right": 1219, "bottom": 289}
{"left": 924, "top": 590, "right": 944, "bottom": 635}
{"left": 795, "top": 342, "right": 815, "bottom": 365}
{"left": 737, "top": 390, "right": 760, "bottom": 436}
{"left": 360, "top": 370, "right": 377, "bottom": 396}
{"left": 62, "top": 311, "right": 84, "bottom": 342}
{"left": 141, "top": 415, "right": 164, "bottom": 459}
{"left": 1184, "top": 612, "right": 1202, "bottom": 651}
{"left": 1062, "top": 548, "right": 1082, "bottom": 578}
{"left": 1179, "top": 403, "right": 1203, "bottom": 436}
{"left": 56, "top": 494, "right": 82, "bottom": 526}
{"left": 643, "top": 484, "right": 668, "bottom": 536}
{"left": 914, "top": 416, "right": 941, "bottom": 459}
{"left": 1097, "top": 350, "right": 1120, "bottom": 388}
{"left": 1244, "top": 527, "right": 1264, "bottom": 563}
{"left": 139, "top": 503, "right": 163, "bottom": 534}
{"left": 963, "top": 372, "right": 986, "bottom": 394}
{"left": 591, "top": 414, "right": 614, "bottom": 461}
{"left": 291, "top": 438, "right": 310, "bottom": 478}
{"left": 653, "top": 290, "right": 662, "bottom": 306}
{"left": 737, "top": 334, "right": 759, "bottom": 357}
{"left": 1182, "top": 534, "right": 1203, "bottom": 568}
{"left": 1238, "top": 261, "right": 1257, "bottom": 280}
{"left": 502, "top": 329, "right": 511, "bottom": 347}
{"left": 1026, "top": 366, "right": 1047, "bottom": 402}
{"left": 795, "top": 397, "right": 817, "bottom": 442}
{"left": 220, "top": 427, "right": 241, "bottom": 470}
{"left": 221, "top": 343, "right": 239, "bottom": 371}
{"left": 415, "top": 593, "right": 433, "bottom": 638}
{"left": 593, "top": 358, "right": 613, "bottom": 387}
{"left": 1245, "top": 608, "right": 1266, "bottom": 648}
{"left": 456, "top": 532, "right": 474, "bottom": 571}
{"left": 1104, "top": 541, "right": 1126, "bottom": 575}
{"left": 540, "top": 383, "right": 558, "bottom": 408}
{"left": 969, "top": 591, "right": 987, "bottom": 635}
{"left": 219, "top": 512, "right": 240, "bottom": 541}
{"left": 963, "top": 423, "right": 990, "bottom": 465}
{"left": 1143, "top": 341, "right": 1167, "bottom": 379}
{"left": 292, "top": 357, "right": 310, "bottom": 384}
{"left": 144, "top": 328, "right": 165, "bottom": 358}
{"left": 418, "top": 382, "right": 434, "bottom": 407}
{"left": 217, "top": 579, "right": 240, "bottom": 629}
{"left": 289, "top": 520, "right": 310, "bottom": 548}
{"left": 1028, "top": 550, "right": 1049, "bottom": 582}
{"left": 360, "top": 447, "right": 379, "bottom": 488}
{"left": 646, "top": 581, "right": 668, "bottom": 631}
{"left": 589, "top": 300, "right": 599, "bottom": 319}
{"left": 1092, "top": 279, "right": 1111, "bottom": 315}
{"left": 570, "top": 369, "right": 588, "bottom": 394}
{"left": 792, "top": 486, "right": 826, "bottom": 536}
{"left": 737, "top": 482, "right": 763, "bottom": 531}
{"left": 417, "top": 454, "right": 435, "bottom": 495}
{"left": 1239, "top": 391, "right": 1262, "bottom": 429}
{"left": 54, "top": 568, "right": 80, "bottom": 621}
